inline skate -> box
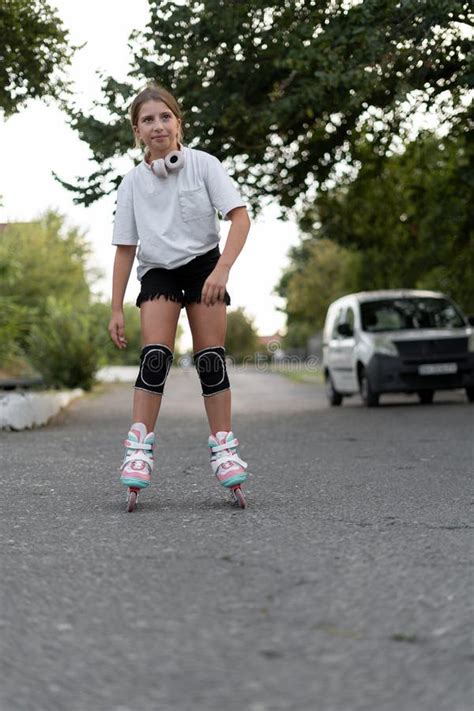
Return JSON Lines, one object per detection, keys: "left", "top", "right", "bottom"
{"left": 208, "top": 430, "right": 248, "bottom": 509}
{"left": 120, "top": 422, "right": 155, "bottom": 512}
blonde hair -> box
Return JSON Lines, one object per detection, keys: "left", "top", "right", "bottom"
{"left": 129, "top": 84, "right": 184, "bottom": 150}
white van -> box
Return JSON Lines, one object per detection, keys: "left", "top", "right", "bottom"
{"left": 322, "top": 290, "right": 474, "bottom": 406}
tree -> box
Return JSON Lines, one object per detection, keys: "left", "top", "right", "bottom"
{"left": 277, "top": 122, "right": 474, "bottom": 347}
{"left": 225, "top": 307, "right": 258, "bottom": 362}
{"left": 276, "top": 238, "right": 362, "bottom": 346}
{"left": 302, "top": 123, "right": 474, "bottom": 311}
{"left": 0, "top": 211, "right": 93, "bottom": 336}
{"left": 0, "top": 212, "right": 103, "bottom": 387}
{"left": 59, "top": 0, "right": 471, "bottom": 215}
{"left": 0, "top": 0, "right": 74, "bottom": 116}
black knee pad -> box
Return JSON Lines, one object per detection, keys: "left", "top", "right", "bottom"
{"left": 135, "top": 343, "right": 173, "bottom": 395}
{"left": 193, "top": 346, "right": 230, "bottom": 397}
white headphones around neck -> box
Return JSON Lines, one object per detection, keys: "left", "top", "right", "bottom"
{"left": 149, "top": 149, "right": 185, "bottom": 179}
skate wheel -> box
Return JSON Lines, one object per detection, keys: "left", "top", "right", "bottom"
{"left": 232, "top": 486, "right": 247, "bottom": 509}
{"left": 127, "top": 489, "right": 138, "bottom": 513}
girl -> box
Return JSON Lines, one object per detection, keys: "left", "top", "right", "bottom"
{"left": 108, "top": 84, "right": 251, "bottom": 505}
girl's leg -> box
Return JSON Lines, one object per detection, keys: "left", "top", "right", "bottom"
{"left": 185, "top": 301, "right": 230, "bottom": 434}
{"left": 133, "top": 297, "right": 182, "bottom": 432}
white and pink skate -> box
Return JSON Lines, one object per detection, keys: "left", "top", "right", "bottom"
{"left": 208, "top": 431, "right": 249, "bottom": 508}
{"left": 120, "top": 422, "right": 155, "bottom": 512}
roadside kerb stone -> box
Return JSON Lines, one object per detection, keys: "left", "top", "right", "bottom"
{"left": 0, "top": 389, "right": 83, "bottom": 430}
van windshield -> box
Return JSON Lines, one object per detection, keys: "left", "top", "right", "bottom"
{"left": 360, "top": 298, "right": 465, "bottom": 332}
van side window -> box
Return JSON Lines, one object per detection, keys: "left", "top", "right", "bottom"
{"left": 331, "top": 308, "right": 343, "bottom": 338}
{"left": 346, "top": 307, "right": 355, "bottom": 331}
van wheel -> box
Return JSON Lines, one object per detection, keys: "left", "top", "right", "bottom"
{"left": 325, "top": 373, "right": 343, "bottom": 406}
{"left": 418, "top": 390, "right": 434, "bottom": 404}
{"left": 359, "top": 367, "right": 379, "bottom": 407}
{"left": 466, "top": 387, "right": 474, "bottom": 403}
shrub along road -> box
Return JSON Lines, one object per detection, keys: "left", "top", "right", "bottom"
{"left": 1, "top": 367, "right": 471, "bottom": 711}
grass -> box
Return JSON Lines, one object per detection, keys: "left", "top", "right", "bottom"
{"left": 270, "top": 364, "right": 324, "bottom": 385}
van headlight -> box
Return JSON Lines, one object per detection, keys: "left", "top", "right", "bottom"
{"left": 373, "top": 336, "right": 398, "bottom": 357}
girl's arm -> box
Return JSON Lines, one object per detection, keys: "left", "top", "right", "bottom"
{"left": 202, "top": 207, "right": 251, "bottom": 306}
{"left": 108, "top": 245, "right": 137, "bottom": 348}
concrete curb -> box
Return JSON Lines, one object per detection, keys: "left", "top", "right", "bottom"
{"left": 0, "top": 389, "right": 84, "bottom": 431}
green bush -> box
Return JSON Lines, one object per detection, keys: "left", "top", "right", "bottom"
{"left": 0, "top": 212, "right": 92, "bottom": 313}
{"left": 89, "top": 301, "right": 143, "bottom": 366}
{"left": 225, "top": 308, "right": 258, "bottom": 363}
{"left": 89, "top": 300, "right": 185, "bottom": 366}
{"left": 0, "top": 297, "right": 36, "bottom": 365}
{"left": 0, "top": 211, "right": 97, "bottom": 376}
{"left": 27, "top": 298, "right": 102, "bottom": 391}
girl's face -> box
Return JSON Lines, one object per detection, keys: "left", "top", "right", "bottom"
{"left": 134, "top": 99, "right": 182, "bottom": 160}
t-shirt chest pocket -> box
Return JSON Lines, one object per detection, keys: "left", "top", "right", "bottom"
{"left": 178, "top": 185, "right": 215, "bottom": 222}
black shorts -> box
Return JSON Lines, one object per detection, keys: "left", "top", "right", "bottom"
{"left": 136, "top": 246, "right": 231, "bottom": 309}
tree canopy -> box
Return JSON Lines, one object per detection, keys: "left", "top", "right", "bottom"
{"left": 306, "top": 120, "right": 473, "bottom": 305}
{"left": 59, "top": 0, "right": 472, "bottom": 214}
{"left": 0, "top": 0, "right": 74, "bottom": 116}
{"left": 0, "top": 211, "right": 92, "bottom": 311}
{"left": 0, "top": 212, "right": 143, "bottom": 382}
{"left": 225, "top": 307, "right": 259, "bottom": 361}
{"left": 276, "top": 238, "right": 362, "bottom": 345}
{"left": 277, "top": 122, "right": 474, "bottom": 345}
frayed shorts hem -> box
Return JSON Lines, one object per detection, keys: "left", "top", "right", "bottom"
{"left": 136, "top": 291, "right": 231, "bottom": 309}
{"left": 136, "top": 291, "right": 182, "bottom": 308}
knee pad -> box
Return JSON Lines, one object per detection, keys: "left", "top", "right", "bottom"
{"left": 193, "top": 346, "right": 230, "bottom": 397}
{"left": 135, "top": 343, "right": 173, "bottom": 395}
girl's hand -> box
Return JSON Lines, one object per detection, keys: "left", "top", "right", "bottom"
{"left": 201, "top": 264, "right": 230, "bottom": 306}
{"left": 108, "top": 311, "right": 128, "bottom": 349}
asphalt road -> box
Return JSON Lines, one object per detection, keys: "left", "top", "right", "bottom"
{"left": 1, "top": 368, "right": 472, "bottom": 711}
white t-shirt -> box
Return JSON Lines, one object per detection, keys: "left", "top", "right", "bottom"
{"left": 112, "top": 144, "right": 246, "bottom": 280}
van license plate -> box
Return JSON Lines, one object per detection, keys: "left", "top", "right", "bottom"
{"left": 418, "top": 363, "right": 458, "bottom": 375}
